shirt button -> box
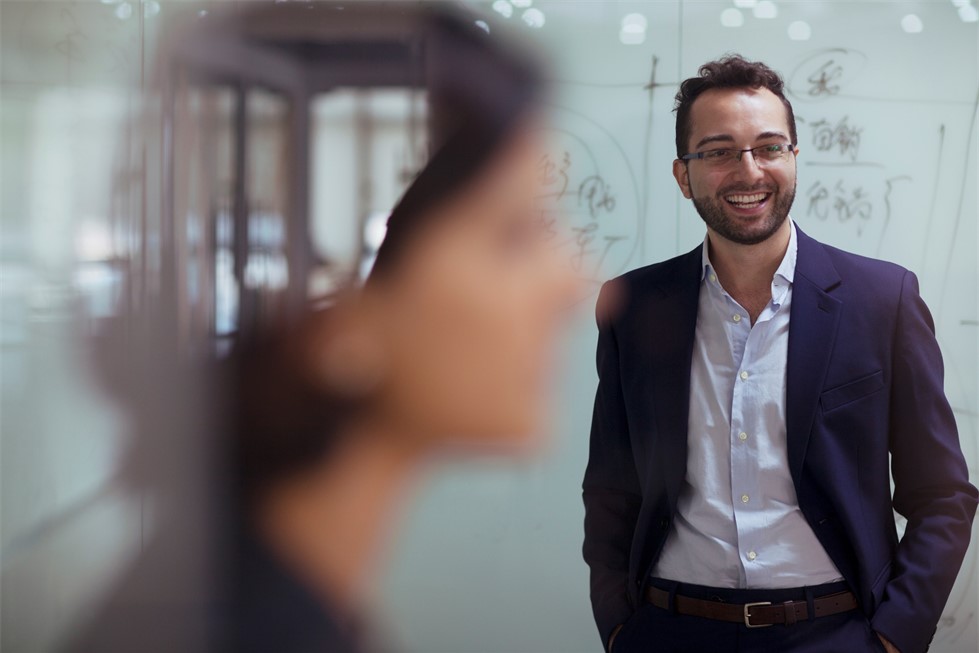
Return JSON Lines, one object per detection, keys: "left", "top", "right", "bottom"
{"left": 709, "top": 273, "right": 717, "bottom": 283}
{"left": 747, "top": 551, "right": 757, "bottom": 561}
{"left": 740, "top": 371, "right": 749, "bottom": 380}
{"left": 741, "top": 494, "right": 750, "bottom": 503}
{"left": 733, "top": 314, "right": 742, "bottom": 323}
{"left": 739, "top": 431, "right": 748, "bottom": 441}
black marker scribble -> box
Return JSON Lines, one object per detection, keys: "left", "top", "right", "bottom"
{"left": 535, "top": 132, "right": 631, "bottom": 279}
{"left": 578, "top": 175, "right": 616, "bottom": 218}
{"left": 56, "top": 7, "right": 87, "bottom": 82}
{"left": 533, "top": 108, "right": 643, "bottom": 288}
{"left": 806, "top": 179, "right": 873, "bottom": 234}
{"left": 810, "top": 115, "right": 862, "bottom": 160}
{"left": 596, "top": 236, "right": 629, "bottom": 273}
{"left": 807, "top": 60, "right": 844, "bottom": 97}
{"left": 535, "top": 208, "right": 559, "bottom": 241}
{"left": 570, "top": 223, "right": 598, "bottom": 272}
{"left": 880, "top": 175, "right": 912, "bottom": 253}
{"left": 788, "top": 49, "right": 868, "bottom": 103}
{"left": 538, "top": 150, "right": 570, "bottom": 202}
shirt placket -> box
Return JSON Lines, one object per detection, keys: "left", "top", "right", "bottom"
{"left": 730, "top": 297, "right": 786, "bottom": 586}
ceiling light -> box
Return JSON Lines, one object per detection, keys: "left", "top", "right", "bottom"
{"left": 492, "top": 0, "right": 513, "bottom": 18}
{"left": 522, "top": 7, "right": 545, "bottom": 28}
{"left": 621, "top": 13, "right": 648, "bottom": 32}
{"left": 901, "top": 14, "right": 923, "bottom": 33}
{"left": 753, "top": 1, "right": 777, "bottom": 19}
{"left": 787, "top": 20, "right": 811, "bottom": 40}
{"left": 620, "top": 31, "right": 646, "bottom": 45}
{"left": 721, "top": 8, "right": 745, "bottom": 27}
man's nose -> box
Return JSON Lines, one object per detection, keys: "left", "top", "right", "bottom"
{"left": 733, "top": 151, "right": 765, "bottom": 183}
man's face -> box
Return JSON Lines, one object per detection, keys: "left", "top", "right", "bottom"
{"left": 673, "top": 87, "right": 798, "bottom": 246}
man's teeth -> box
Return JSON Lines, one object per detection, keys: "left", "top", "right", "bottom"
{"left": 726, "top": 193, "right": 769, "bottom": 205}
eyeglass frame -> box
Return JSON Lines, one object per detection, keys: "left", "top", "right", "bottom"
{"left": 679, "top": 143, "right": 798, "bottom": 165}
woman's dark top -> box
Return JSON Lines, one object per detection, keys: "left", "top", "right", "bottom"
{"left": 227, "top": 521, "right": 362, "bottom": 653}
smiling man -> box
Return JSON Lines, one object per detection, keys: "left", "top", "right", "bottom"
{"left": 582, "top": 55, "right": 976, "bottom": 653}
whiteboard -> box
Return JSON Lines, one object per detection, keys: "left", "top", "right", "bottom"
{"left": 383, "top": 2, "right": 979, "bottom": 652}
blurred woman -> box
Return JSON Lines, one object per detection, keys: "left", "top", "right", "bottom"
{"left": 68, "top": 3, "right": 574, "bottom": 652}
{"left": 227, "top": 124, "right": 571, "bottom": 652}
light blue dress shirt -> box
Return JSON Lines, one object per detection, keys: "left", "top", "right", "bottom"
{"left": 650, "top": 220, "right": 843, "bottom": 589}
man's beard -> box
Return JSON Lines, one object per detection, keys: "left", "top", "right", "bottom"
{"left": 691, "top": 181, "right": 796, "bottom": 246}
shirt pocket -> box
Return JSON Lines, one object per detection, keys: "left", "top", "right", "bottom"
{"left": 819, "top": 370, "right": 885, "bottom": 412}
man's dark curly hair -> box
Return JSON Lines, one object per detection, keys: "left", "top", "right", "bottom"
{"left": 673, "top": 54, "right": 797, "bottom": 158}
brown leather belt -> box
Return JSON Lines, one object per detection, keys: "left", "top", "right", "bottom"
{"left": 645, "top": 586, "right": 858, "bottom": 628}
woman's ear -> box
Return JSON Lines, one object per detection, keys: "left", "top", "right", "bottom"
{"left": 672, "top": 159, "right": 692, "bottom": 199}
{"left": 308, "top": 297, "right": 388, "bottom": 399}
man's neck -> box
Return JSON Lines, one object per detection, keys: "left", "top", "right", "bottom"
{"left": 707, "top": 219, "right": 791, "bottom": 298}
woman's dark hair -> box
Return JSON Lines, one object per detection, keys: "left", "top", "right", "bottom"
{"left": 673, "top": 54, "right": 797, "bottom": 157}
{"left": 230, "top": 5, "right": 543, "bottom": 498}
{"left": 367, "top": 10, "right": 543, "bottom": 283}
{"left": 223, "top": 312, "right": 366, "bottom": 501}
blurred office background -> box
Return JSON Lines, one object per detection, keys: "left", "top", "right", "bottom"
{"left": 1, "top": 1, "right": 976, "bottom": 651}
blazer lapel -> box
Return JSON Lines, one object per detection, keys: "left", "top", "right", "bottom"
{"left": 786, "top": 227, "right": 843, "bottom": 487}
{"left": 647, "top": 246, "right": 701, "bottom": 507}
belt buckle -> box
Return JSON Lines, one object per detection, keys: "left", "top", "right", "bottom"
{"left": 743, "top": 601, "right": 772, "bottom": 628}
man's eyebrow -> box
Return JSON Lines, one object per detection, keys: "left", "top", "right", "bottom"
{"left": 757, "top": 130, "right": 789, "bottom": 141}
{"left": 693, "top": 131, "right": 791, "bottom": 151}
{"left": 694, "top": 134, "right": 735, "bottom": 150}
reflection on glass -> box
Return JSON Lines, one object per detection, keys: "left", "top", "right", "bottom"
{"left": 170, "top": 85, "right": 294, "bottom": 347}
{"left": 309, "top": 88, "right": 427, "bottom": 292}
{"left": 215, "top": 205, "right": 237, "bottom": 337}
{"left": 173, "top": 84, "right": 235, "bottom": 343}
{"left": 245, "top": 88, "right": 291, "bottom": 294}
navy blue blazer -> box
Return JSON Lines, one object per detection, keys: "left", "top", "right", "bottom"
{"left": 582, "top": 227, "right": 977, "bottom": 653}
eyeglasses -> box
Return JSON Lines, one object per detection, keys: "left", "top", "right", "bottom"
{"left": 680, "top": 143, "right": 797, "bottom": 167}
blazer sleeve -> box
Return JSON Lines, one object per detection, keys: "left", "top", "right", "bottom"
{"left": 870, "top": 270, "right": 978, "bottom": 653}
{"left": 582, "top": 282, "right": 642, "bottom": 651}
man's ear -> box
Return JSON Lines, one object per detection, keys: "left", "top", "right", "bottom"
{"left": 672, "top": 159, "right": 692, "bottom": 199}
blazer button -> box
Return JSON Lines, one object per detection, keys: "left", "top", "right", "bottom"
{"left": 660, "top": 518, "right": 670, "bottom": 529}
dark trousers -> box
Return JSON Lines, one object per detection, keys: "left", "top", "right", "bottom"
{"left": 613, "top": 578, "right": 887, "bottom": 653}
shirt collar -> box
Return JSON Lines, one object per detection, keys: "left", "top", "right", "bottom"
{"left": 775, "top": 219, "right": 797, "bottom": 286}
{"left": 701, "top": 218, "right": 798, "bottom": 287}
